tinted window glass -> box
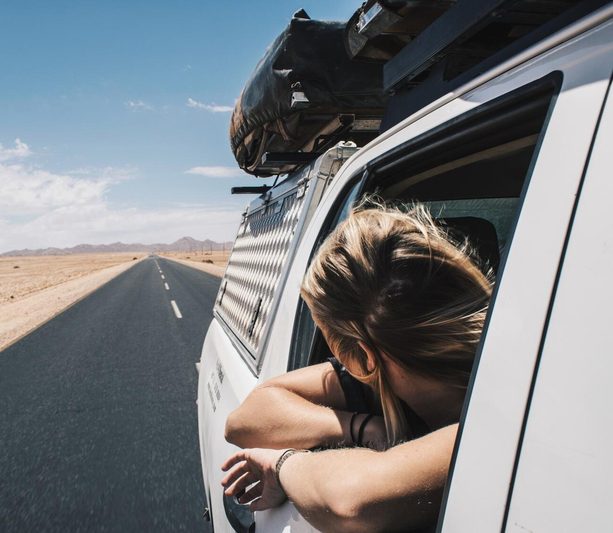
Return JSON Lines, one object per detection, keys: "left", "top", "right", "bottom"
{"left": 287, "top": 179, "right": 361, "bottom": 371}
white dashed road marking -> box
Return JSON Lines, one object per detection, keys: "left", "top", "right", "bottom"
{"left": 165, "top": 283, "right": 169, "bottom": 290}
{"left": 161, "top": 275, "right": 165, "bottom": 279}
{"left": 171, "top": 300, "right": 183, "bottom": 319}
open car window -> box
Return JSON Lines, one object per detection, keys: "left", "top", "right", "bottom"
{"left": 288, "top": 74, "right": 558, "bottom": 377}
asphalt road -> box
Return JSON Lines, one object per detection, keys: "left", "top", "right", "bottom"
{"left": 0, "top": 256, "right": 220, "bottom": 532}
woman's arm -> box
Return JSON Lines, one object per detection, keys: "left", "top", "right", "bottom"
{"left": 222, "top": 424, "right": 458, "bottom": 533}
{"left": 225, "top": 362, "right": 385, "bottom": 450}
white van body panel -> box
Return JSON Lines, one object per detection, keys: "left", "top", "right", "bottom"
{"left": 197, "top": 9, "right": 613, "bottom": 533}
{"left": 198, "top": 318, "right": 258, "bottom": 533}
{"left": 197, "top": 146, "right": 357, "bottom": 533}
{"left": 505, "top": 79, "right": 613, "bottom": 533}
{"left": 256, "top": 503, "right": 321, "bottom": 533}
{"left": 440, "top": 22, "right": 613, "bottom": 533}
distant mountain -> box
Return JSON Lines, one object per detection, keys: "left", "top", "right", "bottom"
{"left": 1, "top": 237, "right": 234, "bottom": 257}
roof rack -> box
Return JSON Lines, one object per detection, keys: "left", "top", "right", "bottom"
{"left": 380, "top": 0, "right": 609, "bottom": 129}
{"left": 257, "top": 152, "right": 322, "bottom": 175}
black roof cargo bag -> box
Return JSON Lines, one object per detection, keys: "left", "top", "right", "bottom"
{"left": 230, "top": 9, "right": 386, "bottom": 177}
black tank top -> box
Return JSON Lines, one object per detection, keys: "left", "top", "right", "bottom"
{"left": 328, "top": 357, "right": 430, "bottom": 441}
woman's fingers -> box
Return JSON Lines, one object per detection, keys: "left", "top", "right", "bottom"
{"left": 220, "top": 460, "right": 250, "bottom": 488}
{"left": 220, "top": 448, "right": 289, "bottom": 512}
{"left": 221, "top": 451, "right": 247, "bottom": 472}
{"left": 225, "top": 471, "right": 259, "bottom": 498}
{"left": 238, "top": 481, "right": 263, "bottom": 504}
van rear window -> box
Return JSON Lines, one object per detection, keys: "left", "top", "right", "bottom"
{"left": 216, "top": 187, "right": 307, "bottom": 359}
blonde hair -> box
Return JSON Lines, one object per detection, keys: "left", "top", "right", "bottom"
{"left": 300, "top": 201, "right": 493, "bottom": 445}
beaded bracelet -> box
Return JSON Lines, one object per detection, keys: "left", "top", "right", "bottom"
{"left": 275, "top": 449, "right": 310, "bottom": 490}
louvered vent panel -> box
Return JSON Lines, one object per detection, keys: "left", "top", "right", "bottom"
{"left": 216, "top": 191, "right": 305, "bottom": 356}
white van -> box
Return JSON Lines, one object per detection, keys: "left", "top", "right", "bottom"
{"left": 197, "top": 2, "right": 613, "bottom": 532}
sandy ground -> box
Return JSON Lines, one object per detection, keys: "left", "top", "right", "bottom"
{"left": 158, "top": 251, "right": 229, "bottom": 278}
{"left": 0, "top": 253, "right": 146, "bottom": 352}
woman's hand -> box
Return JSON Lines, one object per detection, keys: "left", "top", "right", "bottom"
{"left": 221, "top": 448, "right": 288, "bottom": 512}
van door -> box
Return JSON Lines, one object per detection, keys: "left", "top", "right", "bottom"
{"left": 439, "top": 23, "right": 613, "bottom": 533}
{"left": 503, "top": 77, "right": 613, "bottom": 533}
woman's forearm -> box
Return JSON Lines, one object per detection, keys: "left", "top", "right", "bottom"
{"left": 225, "top": 385, "right": 353, "bottom": 449}
{"left": 279, "top": 424, "right": 458, "bottom": 533}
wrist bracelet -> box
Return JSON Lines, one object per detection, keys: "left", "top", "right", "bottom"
{"left": 275, "top": 449, "right": 310, "bottom": 491}
{"left": 357, "top": 413, "right": 375, "bottom": 447}
{"left": 349, "top": 412, "right": 358, "bottom": 445}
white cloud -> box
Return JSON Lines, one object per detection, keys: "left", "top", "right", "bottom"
{"left": 0, "top": 166, "right": 119, "bottom": 217}
{"left": 0, "top": 139, "right": 243, "bottom": 253}
{"left": 187, "top": 98, "right": 233, "bottom": 113}
{"left": 0, "top": 139, "right": 32, "bottom": 162}
{"left": 125, "top": 100, "right": 153, "bottom": 111}
{"left": 184, "top": 166, "right": 245, "bottom": 178}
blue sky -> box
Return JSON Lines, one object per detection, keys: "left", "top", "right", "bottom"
{"left": 0, "top": 1, "right": 359, "bottom": 253}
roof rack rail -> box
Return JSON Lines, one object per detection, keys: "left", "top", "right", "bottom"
{"left": 381, "top": 0, "right": 609, "bottom": 130}
{"left": 257, "top": 152, "right": 321, "bottom": 175}
{"left": 231, "top": 186, "right": 272, "bottom": 195}
{"left": 384, "top": 0, "right": 602, "bottom": 93}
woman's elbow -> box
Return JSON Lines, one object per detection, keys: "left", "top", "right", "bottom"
{"left": 224, "top": 408, "right": 246, "bottom": 447}
{"left": 313, "top": 473, "right": 382, "bottom": 533}
{"left": 317, "top": 473, "right": 431, "bottom": 533}
{"left": 225, "top": 385, "right": 280, "bottom": 447}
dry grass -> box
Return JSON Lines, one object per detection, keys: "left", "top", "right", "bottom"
{"left": 0, "top": 252, "right": 146, "bottom": 304}
{"left": 158, "top": 250, "right": 230, "bottom": 278}
{"left": 158, "top": 250, "right": 230, "bottom": 266}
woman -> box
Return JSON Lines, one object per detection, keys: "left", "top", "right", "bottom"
{"left": 221, "top": 202, "right": 493, "bottom": 532}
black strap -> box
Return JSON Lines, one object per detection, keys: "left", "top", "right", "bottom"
{"left": 327, "top": 357, "right": 371, "bottom": 413}
{"left": 357, "top": 413, "right": 375, "bottom": 447}
{"left": 349, "top": 412, "right": 358, "bottom": 445}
